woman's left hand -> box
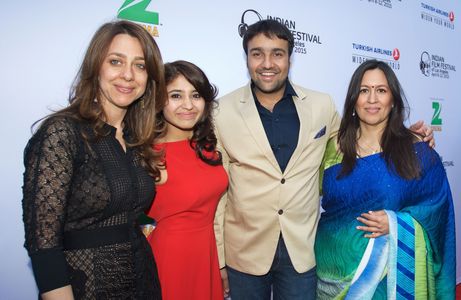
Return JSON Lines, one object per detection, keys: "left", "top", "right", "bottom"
{"left": 356, "top": 210, "right": 389, "bottom": 238}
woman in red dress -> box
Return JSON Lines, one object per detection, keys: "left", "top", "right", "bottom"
{"left": 146, "top": 60, "right": 228, "bottom": 299}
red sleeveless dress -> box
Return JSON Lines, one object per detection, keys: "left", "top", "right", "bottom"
{"left": 147, "top": 140, "right": 228, "bottom": 300}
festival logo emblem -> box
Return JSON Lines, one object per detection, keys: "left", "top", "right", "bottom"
{"left": 420, "top": 51, "right": 431, "bottom": 76}
{"left": 238, "top": 9, "right": 263, "bottom": 37}
{"left": 117, "top": 0, "right": 160, "bottom": 37}
{"left": 419, "top": 51, "right": 456, "bottom": 79}
{"left": 431, "top": 100, "right": 442, "bottom": 131}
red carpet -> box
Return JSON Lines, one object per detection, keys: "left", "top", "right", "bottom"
{"left": 457, "top": 284, "right": 461, "bottom": 299}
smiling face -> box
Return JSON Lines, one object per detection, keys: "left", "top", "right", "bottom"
{"left": 355, "top": 68, "right": 394, "bottom": 131}
{"left": 98, "top": 33, "right": 147, "bottom": 117}
{"left": 163, "top": 74, "right": 205, "bottom": 140}
{"left": 246, "top": 33, "right": 290, "bottom": 102}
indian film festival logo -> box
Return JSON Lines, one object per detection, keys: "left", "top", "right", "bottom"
{"left": 421, "top": 3, "right": 455, "bottom": 30}
{"left": 419, "top": 51, "right": 456, "bottom": 79}
{"left": 117, "top": 0, "right": 161, "bottom": 37}
{"left": 238, "top": 9, "right": 322, "bottom": 55}
{"left": 430, "top": 99, "right": 443, "bottom": 132}
{"left": 352, "top": 43, "right": 400, "bottom": 70}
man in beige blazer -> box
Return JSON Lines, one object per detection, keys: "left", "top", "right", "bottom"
{"left": 213, "top": 19, "right": 340, "bottom": 299}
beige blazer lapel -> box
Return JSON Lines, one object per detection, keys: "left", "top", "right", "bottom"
{"left": 239, "top": 85, "right": 281, "bottom": 173}
{"left": 283, "top": 85, "right": 312, "bottom": 175}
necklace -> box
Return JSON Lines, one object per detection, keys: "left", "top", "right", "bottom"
{"left": 357, "top": 141, "right": 382, "bottom": 156}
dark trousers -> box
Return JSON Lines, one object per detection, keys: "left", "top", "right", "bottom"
{"left": 227, "top": 236, "right": 317, "bottom": 300}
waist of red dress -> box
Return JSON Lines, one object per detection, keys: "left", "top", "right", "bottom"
{"left": 154, "top": 219, "right": 214, "bottom": 233}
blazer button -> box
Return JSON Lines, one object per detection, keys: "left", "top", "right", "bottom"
{"left": 281, "top": 178, "right": 286, "bottom": 184}
{"left": 278, "top": 209, "right": 283, "bottom": 215}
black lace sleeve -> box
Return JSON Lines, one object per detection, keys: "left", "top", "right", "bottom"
{"left": 22, "top": 116, "right": 79, "bottom": 293}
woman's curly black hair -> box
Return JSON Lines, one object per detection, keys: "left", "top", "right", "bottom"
{"left": 155, "top": 60, "right": 222, "bottom": 165}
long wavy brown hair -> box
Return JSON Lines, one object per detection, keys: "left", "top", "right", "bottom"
{"left": 39, "top": 20, "right": 166, "bottom": 177}
{"left": 155, "top": 60, "right": 222, "bottom": 166}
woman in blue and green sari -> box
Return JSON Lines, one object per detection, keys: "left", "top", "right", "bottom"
{"left": 315, "top": 60, "right": 455, "bottom": 299}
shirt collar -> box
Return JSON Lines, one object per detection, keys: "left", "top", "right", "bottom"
{"left": 284, "top": 80, "right": 297, "bottom": 98}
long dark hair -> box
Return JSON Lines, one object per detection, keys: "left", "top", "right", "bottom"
{"left": 338, "top": 59, "right": 420, "bottom": 179}
{"left": 35, "top": 20, "right": 166, "bottom": 177}
{"left": 156, "top": 60, "right": 222, "bottom": 166}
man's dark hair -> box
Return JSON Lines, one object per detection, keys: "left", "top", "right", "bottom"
{"left": 242, "top": 19, "right": 294, "bottom": 56}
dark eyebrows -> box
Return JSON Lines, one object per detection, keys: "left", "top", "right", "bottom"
{"left": 107, "top": 52, "right": 145, "bottom": 61}
{"left": 272, "top": 48, "right": 287, "bottom": 53}
{"left": 249, "top": 47, "right": 287, "bottom": 54}
{"left": 249, "top": 47, "right": 262, "bottom": 53}
{"left": 168, "top": 89, "right": 182, "bottom": 93}
{"left": 167, "top": 89, "right": 199, "bottom": 94}
{"left": 360, "top": 84, "right": 389, "bottom": 88}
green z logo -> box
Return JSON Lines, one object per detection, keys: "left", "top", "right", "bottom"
{"left": 118, "top": 0, "right": 159, "bottom": 25}
{"left": 431, "top": 102, "right": 442, "bottom": 126}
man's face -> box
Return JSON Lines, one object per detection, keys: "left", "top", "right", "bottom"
{"left": 246, "top": 33, "right": 290, "bottom": 100}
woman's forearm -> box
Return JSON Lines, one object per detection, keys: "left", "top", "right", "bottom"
{"left": 41, "top": 285, "right": 74, "bottom": 300}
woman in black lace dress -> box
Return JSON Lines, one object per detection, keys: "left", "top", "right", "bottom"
{"left": 22, "top": 20, "right": 165, "bottom": 299}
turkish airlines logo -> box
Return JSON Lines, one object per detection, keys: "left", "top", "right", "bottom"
{"left": 392, "top": 48, "right": 400, "bottom": 61}
{"left": 449, "top": 11, "right": 455, "bottom": 22}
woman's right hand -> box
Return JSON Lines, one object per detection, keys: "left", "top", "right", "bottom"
{"left": 356, "top": 210, "right": 389, "bottom": 238}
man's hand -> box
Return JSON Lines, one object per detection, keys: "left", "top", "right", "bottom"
{"left": 220, "top": 267, "right": 230, "bottom": 298}
{"left": 410, "top": 120, "right": 435, "bottom": 148}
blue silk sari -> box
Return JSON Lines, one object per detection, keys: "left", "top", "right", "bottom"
{"left": 315, "top": 141, "right": 455, "bottom": 299}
